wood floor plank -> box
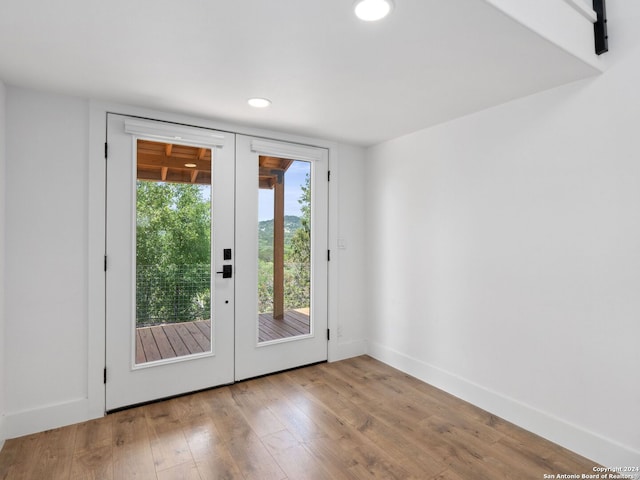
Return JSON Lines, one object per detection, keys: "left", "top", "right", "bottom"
{"left": 262, "top": 429, "right": 335, "bottom": 480}
{"left": 293, "top": 365, "right": 447, "bottom": 478}
{"left": 278, "top": 368, "right": 419, "bottom": 480}
{"left": 70, "top": 444, "right": 114, "bottom": 480}
{"left": 229, "top": 380, "right": 286, "bottom": 438}
{"left": 183, "top": 415, "right": 245, "bottom": 480}
{"left": 0, "top": 434, "right": 41, "bottom": 480}
{"left": 252, "top": 375, "right": 328, "bottom": 444}
{"left": 111, "top": 407, "right": 157, "bottom": 479}
{"left": 74, "top": 416, "right": 113, "bottom": 453}
{"left": 156, "top": 461, "right": 202, "bottom": 480}
{"left": 0, "top": 356, "right": 601, "bottom": 480}
{"left": 27, "top": 426, "right": 77, "bottom": 480}
{"left": 172, "top": 394, "right": 235, "bottom": 480}
{"left": 0, "top": 437, "right": 25, "bottom": 479}
{"left": 145, "top": 400, "right": 194, "bottom": 473}
{"left": 201, "top": 387, "right": 286, "bottom": 479}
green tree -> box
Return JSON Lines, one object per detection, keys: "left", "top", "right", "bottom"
{"left": 136, "top": 181, "right": 211, "bottom": 325}
{"left": 285, "top": 172, "right": 311, "bottom": 310}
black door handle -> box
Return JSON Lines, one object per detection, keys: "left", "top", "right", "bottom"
{"left": 216, "top": 265, "right": 232, "bottom": 278}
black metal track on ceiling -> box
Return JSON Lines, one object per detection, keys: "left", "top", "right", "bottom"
{"left": 593, "top": 0, "right": 608, "bottom": 55}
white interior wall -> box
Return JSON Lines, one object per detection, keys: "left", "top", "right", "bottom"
{"left": 4, "top": 87, "right": 91, "bottom": 435}
{"left": 365, "top": 1, "right": 640, "bottom": 468}
{"left": 0, "top": 80, "right": 7, "bottom": 446}
{"left": 335, "top": 144, "right": 367, "bottom": 358}
{"left": 2, "top": 89, "right": 366, "bottom": 439}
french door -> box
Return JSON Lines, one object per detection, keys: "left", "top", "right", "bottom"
{"left": 235, "top": 135, "right": 328, "bottom": 380}
{"left": 105, "top": 115, "right": 235, "bottom": 410}
{"left": 105, "top": 115, "right": 328, "bottom": 410}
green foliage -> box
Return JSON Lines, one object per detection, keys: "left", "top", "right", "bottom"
{"left": 284, "top": 172, "right": 311, "bottom": 309}
{"left": 136, "top": 181, "right": 211, "bottom": 325}
{"left": 136, "top": 169, "right": 312, "bottom": 323}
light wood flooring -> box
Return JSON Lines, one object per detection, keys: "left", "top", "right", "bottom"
{"left": 0, "top": 356, "right": 598, "bottom": 480}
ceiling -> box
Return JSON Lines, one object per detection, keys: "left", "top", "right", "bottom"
{"left": 0, "top": 0, "right": 599, "bottom": 146}
{"left": 137, "top": 140, "right": 212, "bottom": 185}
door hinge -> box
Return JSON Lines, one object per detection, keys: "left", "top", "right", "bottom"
{"left": 104, "top": 142, "right": 108, "bottom": 159}
{"left": 104, "top": 255, "right": 107, "bottom": 271}
{"left": 327, "top": 250, "right": 331, "bottom": 261}
{"left": 327, "top": 329, "right": 331, "bottom": 341}
{"left": 103, "top": 367, "right": 107, "bottom": 384}
{"left": 328, "top": 170, "right": 331, "bottom": 182}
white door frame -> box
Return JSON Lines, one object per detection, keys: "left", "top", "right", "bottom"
{"left": 88, "top": 101, "right": 340, "bottom": 417}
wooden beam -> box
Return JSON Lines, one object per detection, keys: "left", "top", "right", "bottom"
{"left": 165, "top": 144, "right": 173, "bottom": 157}
{"left": 259, "top": 177, "right": 276, "bottom": 189}
{"left": 190, "top": 170, "right": 199, "bottom": 183}
{"left": 273, "top": 176, "right": 285, "bottom": 320}
{"left": 137, "top": 153, "right": 211, "bottom": 173}
{"left": 197, "top": 148, "right": 206, "bottom": 160}
{"left": 161, "top": 167, "right": 168, "bottom": 181}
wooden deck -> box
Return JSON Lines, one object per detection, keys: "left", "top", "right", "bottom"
{"left": 136, "top": 309, "right": 310, "bottom": 363}
{"left": 259, "top": 308, "right": 310, "bottom": 343}
{"left": 136, "top": 320, "right": 211, "bottom": 364}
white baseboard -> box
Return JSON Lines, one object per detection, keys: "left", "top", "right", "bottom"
{"left": 333, "top": 339, "right": 367, "bottom": 362}
{"left": 4, "top": 398, "right": 101, "bottom": 440}
{"left": 0, "top": 415, "right": 5, "bottom": 452}
{"left": 367, "top": 340, "right": 640, "bottom": 469}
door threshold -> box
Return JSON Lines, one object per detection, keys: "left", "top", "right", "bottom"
{"left": 106, "top": 360, "right": 327, "bottom": 415}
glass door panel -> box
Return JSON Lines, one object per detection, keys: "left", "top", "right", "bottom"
{"left": 135, "top": 139, "right": 213, "bottom": 364}
{"left": 258, "top": 158, "right": 312, "bottom": 343}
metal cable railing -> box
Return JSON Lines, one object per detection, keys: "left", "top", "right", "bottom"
{"left": 136, "top": 264, "right": 210, "bottom": 326}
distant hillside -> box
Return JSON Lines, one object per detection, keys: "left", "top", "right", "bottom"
{"left": 258, "top": 216, "right": 302, "bottom": 261}
{"left": 259, "top": 216, "right": 302, "bottom": 241}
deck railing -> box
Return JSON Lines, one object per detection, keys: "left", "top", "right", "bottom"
{"left": 136, "top": 262, "right": 310, "bottom": 326}
{"left": 136, "top": 264, "right": 210, "bottom": 326}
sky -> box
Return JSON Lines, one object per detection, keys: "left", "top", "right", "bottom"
{"left": 194, "top": 159, "right": 310, "bottom": 221}
{"left": 259, "top": 160, "right": 310, "bottom": 221}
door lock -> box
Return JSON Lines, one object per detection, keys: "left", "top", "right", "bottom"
{"left": 216, "top": 264, "right": 233, "bottom": 279}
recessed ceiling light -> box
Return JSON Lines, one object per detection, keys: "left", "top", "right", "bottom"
{"left": 248, "top": 97, "right": 272, "bottom": 108}
{"left": 354, "top": 0, "right": 394, "bottom": 21}
{"left": 184, "top": 163, "right": 197, "bottom": 168}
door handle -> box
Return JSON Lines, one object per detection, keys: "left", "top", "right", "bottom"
{"left": 216, "top": 265, "right": 232, "bottom": 278}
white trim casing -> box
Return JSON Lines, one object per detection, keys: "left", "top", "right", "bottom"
{"left": 250, "top": 138, "right": 325, "bottom": 162}
{"left": 124, "top": 118, "right": 228, "bottom": 148}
